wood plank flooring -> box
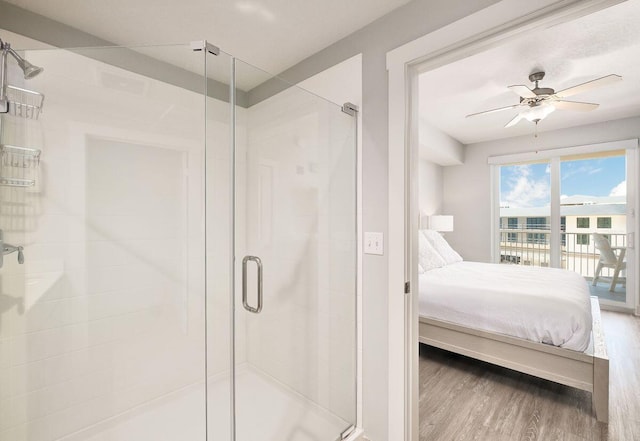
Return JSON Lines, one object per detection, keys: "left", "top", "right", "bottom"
{"left": 419, "top": 311, "right": 640, "bottom": 441}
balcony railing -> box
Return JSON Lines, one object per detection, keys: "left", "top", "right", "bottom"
{"left": 499, "top": 229, "right": 626, "bottom": 280}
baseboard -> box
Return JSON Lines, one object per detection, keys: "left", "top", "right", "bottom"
{"left": 600, "top": 303, "right": 635, "bottom": 314}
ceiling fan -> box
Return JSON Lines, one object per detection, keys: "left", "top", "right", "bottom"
{"left": 466, "top": 71, "right": 622, "bottom": 127}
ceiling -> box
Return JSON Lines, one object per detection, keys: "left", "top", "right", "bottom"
{"left": 3, "top": 0, "right": 411, "bottom": 89}
{"left": 419, "top": 0, "right": 640, "bottom": 145}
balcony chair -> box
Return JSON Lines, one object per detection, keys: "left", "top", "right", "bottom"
{"left": 592, "top": 233, "right": 626, "bottom": 292}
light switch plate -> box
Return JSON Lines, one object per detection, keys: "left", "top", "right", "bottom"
{"left": 364, "top": 232, "right": 384, "bottom": 255}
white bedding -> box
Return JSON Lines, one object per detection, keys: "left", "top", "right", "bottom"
{"left": 419, "top": 261, "right": 593, "bottom": 352}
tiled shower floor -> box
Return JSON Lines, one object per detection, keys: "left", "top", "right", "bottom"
{"left": 60, "top": 366, "right": 349, "bottom": 441}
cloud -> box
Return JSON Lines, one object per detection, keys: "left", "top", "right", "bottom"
{"left": 562, "top": 163, "right": 603, "bottom": 180}
{"left": 501, "top": 164, "right": 550, "bottom": 208}
{"left": 609, "top": 180, "right": 626, "bottom": 197}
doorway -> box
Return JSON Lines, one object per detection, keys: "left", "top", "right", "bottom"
{"left": 386, "top": 0, "right": 639, "bottom": 439}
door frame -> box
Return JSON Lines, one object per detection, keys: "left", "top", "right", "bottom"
{"left": 385, "top": 1, "right": 627, "bottom": 440}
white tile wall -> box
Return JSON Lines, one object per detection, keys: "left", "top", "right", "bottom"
{"left": 0, "top": 46, "right": 214, "bottom": 440}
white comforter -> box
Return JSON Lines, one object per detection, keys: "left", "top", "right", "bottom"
{"left": 419, "top": 261, "right": 593, "bottom": 352}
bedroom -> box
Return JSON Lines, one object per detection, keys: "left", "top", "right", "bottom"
{"left": 413, "top": 0, "right": 640, "bottom": 439}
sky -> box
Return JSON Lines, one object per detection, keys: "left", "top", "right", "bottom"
{"left": 500, "top": 155, "right": 626, "bottom": 208}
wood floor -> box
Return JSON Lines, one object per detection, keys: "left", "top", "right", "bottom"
{"left": 419, "top": 311, "right": 640, "bottom": 441}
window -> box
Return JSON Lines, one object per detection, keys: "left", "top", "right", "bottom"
{"left": 527, "top": 233, "right": 547, "bottom": 244}
{"left": 501, "top": 254, "right": 520, "bottom": 264}
{"left": 597, "top": 217, "right": 612, "bottom": 228}
{"left": 494, "top": 147, "right": 631, "bottom": 306}
{"left": 577, "top": 217, "right": 590, "bottom": 228}
{"left": 576, "top": 233, "right": 590, "bottom": 245}
{"left": 507, "top": 217, "right": 518, "bottom": 242}
{"left": 526, "top": 217, "right": 548, "bottom": 230}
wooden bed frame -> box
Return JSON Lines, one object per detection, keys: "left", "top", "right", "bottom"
{"left": 419, "top": 296, "right": 609, "bottom": 422}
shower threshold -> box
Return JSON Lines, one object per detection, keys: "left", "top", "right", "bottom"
{"left": 58, "top": 365, "right": 349, "bottom": 441}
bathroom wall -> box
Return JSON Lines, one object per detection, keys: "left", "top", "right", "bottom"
{"left": 0, "top": 43, "right": 223, "bottom": 440}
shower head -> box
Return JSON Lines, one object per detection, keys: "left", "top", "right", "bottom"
{"left": 7, "top": 47, "right": 43, "bottom": 79}
{"left": 0, "top": 38, "right": 43, "bottom": 113}
{"left": 0, "top": 39, "right": 43, "bottom": 80}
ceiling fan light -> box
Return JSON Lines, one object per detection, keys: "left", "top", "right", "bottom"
{"left": 523, "top": 104, "right": 555, "bottom": 122}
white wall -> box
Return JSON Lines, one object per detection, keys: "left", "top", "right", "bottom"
{"left": 419, "top": 119, "right": 464, "bottom": 166}
{"left": 418, "top": 159, "right": 443, "bottom": 220}
{"left": 444, "top": 116, "right": 640, "bottom": 263}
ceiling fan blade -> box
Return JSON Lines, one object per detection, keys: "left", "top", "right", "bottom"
{"left": 555, "top": 74, "right": 622, "bottom": 98}
{"left": 504, "top": 114, "right": 523, "bottom": 128}
{"left": 553, "top": 100, "right": 599, "bottom": 112}
{"left": 466, "top": 104, "right": 522, "bottom": 118}
{"left": 508, "top": 85, "right": 537, "bottom": 99}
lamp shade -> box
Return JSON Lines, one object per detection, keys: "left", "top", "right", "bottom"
{"left": 522, "top": 103, "right": 555, "bottom": 122}
{"left": 428, "top": 215, "right": 454, "bottom": 232}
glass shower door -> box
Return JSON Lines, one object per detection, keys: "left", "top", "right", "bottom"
{"left": 232, "top": 59, "right": 357, "bottom": 441}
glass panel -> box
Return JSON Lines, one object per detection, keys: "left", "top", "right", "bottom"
{"left": 499, "top": 162, "right": 550, "bottom": 266}
{"left": 204, "top": 48, "right": 234, "bottom": 441}
{"left": 560, "top": 152, "right": 627, "bottom": 303}
{"left": 0, "top": 43, "right": 208, "bottom": 440}
{"left": 233, "top": 59, "right": 357, "bottom": 441}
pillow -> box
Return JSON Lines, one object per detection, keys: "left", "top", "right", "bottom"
{"left": 421, "top": 229, "right": 463, "bottom": 265}
{"left": 418, "top": 263, "right": 426, "bottom": 274}
{"left": 418, "top": 232, "right": 447, "bottom": 271}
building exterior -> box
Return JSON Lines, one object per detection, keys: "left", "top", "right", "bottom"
{"left": 499, "top": 196, "right": 626, "bottom": 279}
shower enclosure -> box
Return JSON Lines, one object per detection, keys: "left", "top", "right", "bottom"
{"left": 0, "top": 38, "right": 357, "bottom": 441}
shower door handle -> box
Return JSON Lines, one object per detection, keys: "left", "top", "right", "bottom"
{"left": 242, "top": 255, "right": 263, "bottom": 313}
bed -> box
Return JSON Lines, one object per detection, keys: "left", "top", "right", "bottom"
{"left": 418, "top": 230, "right": 609, "bottom": 422}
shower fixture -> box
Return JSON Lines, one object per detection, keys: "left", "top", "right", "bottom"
{"left": 0, "top": 37, "right": 44, "bottom": 188}
{"left": 0, "top": 37, "right": 44, "bottom": 114}
{"left": 0, "top": 229, "right": 24, "bottom": 268}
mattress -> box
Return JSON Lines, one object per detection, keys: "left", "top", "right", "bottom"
{"left": 419, "top": 261, "right": 593, "bottom": 352}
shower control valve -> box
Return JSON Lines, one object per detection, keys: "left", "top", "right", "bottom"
{"left": 0, "top": 229, "right": 25, "bottom": 268}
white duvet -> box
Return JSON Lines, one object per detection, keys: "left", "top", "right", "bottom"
{"left": 419, "top": 261, "right": 593, "bottom": 352}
